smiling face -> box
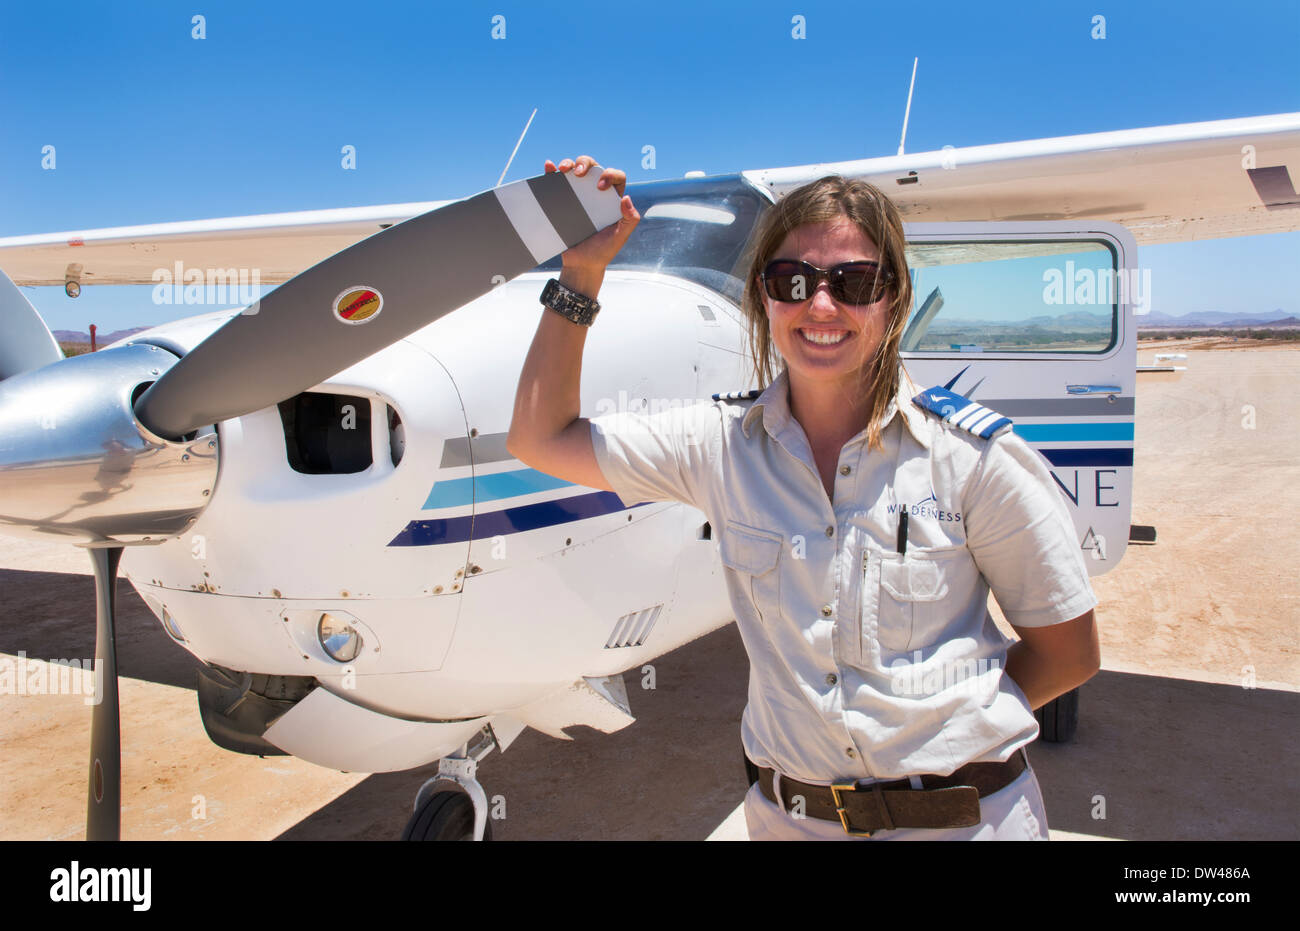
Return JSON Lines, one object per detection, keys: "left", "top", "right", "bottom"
{"left": 758, "top": 216, "right": 893, "bottom": 393}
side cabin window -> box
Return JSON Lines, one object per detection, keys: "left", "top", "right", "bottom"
{"left": 901, "top": 240, "right": 1120, "bottom": 354}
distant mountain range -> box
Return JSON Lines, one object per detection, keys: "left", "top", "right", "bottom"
{"left": 50, "top": 308, "right": 1297, "bottom": 349}
{"left": 1136, "top": 310, "right": 1297, "bottom": 328}
{"left": 949, "top": 311, "right": 1112, "bottom": 329}
{"left": 900, "top": 309, "right": 1294, "bottom": 330}
{"left": 53, "top": 326, "right": 150, "bottom": 345}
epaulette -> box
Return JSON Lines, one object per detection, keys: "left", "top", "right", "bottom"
{"left": 711, "top": 388, "right": 762, "bottom": 402}
{"left": 911, "top": 386, "right": 1012, "bottom": 439}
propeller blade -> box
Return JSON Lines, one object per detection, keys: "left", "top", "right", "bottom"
{"left": 133, "top": 170, "right": 623, "bottom": 440}
{"left": 0, "top": 266, "right": 63, "bottom": 380}
{"left": 86, "top": 546, "right": 123, "bottom": 841}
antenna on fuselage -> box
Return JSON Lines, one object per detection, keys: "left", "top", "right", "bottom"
{"left": 897, "top": 58, "right": 918, "bottom": 156}
{"left": 497, "top": 107, "right": 538, "bottom": 187}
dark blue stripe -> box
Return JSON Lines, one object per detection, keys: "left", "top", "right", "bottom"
{"left": 388, "top": 491, "right": 648, "bottom": 546}
{"left": 943, "top": 366, "right": 970, "bottom": 391}
{"left": 1040, "top": 448, "right": 1134, "bottom": 467}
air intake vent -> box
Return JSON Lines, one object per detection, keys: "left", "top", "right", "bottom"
{"left": 278, "top": 392, "right": 372, "bottom": 474}
{"left": 604, "top": 605, "right": 664, "bottom": 649}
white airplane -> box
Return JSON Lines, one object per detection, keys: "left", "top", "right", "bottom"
{"left": 1, "top": 112, "right": 1297, "bottom": 841}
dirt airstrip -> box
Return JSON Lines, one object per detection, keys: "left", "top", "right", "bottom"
{"left": 1, "top": 343, "right": 1296, "bottom": 840}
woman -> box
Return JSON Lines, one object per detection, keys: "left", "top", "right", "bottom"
{"left": 508, "top": 156, "right": 1100, "bottom": 840}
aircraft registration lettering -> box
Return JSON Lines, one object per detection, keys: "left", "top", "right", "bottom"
{"left": 1050, "top": 469, "right": 1122, "bottom": 508}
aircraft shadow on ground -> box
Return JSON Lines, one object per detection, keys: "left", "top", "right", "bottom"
{"left": 0, "top": 566, "right": 200, "bottom": 691}
{"left": 1030, "top": 669, "right": 1299, "bottom": 841}
{"left": 280, "top": 643, "right": 1300, "bottom": 841}
{"left": 11, "top": 565, "right": 1290, "bottom": 841}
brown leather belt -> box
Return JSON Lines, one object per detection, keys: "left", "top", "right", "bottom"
{"left": 756, "top": 749, "right": 1028, "bottom": 836}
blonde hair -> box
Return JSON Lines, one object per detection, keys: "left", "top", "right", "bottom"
{"left": 740, "top": 175, "right": 913, "bottom": 450}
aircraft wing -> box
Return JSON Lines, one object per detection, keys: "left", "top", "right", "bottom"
{"left": 0, "top": 200, "right": 450, "bottom": 287}
{"left": 744, "top": 112, "right": 1300, "bottom": 245}
{"left": 1, "top": 112, "right": 1297, "bottom": 288}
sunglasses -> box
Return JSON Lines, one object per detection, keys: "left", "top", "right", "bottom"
{"left": 760, "top": 259, "right": 894, "bottom": 305}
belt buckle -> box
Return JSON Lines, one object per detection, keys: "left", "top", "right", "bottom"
{"left": 829, "top": 782, "right": 878, "bottom": 837}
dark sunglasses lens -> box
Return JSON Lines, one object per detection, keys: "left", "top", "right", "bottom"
{"left": 834, "top": 265, "right": 888, "bottom": 303}
{"left": 763, "top": 261, "right": 806, "bottom": 301}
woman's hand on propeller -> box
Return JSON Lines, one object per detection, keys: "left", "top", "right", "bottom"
{"left": 544, "top": 156, "right": 639, "bottom": 295}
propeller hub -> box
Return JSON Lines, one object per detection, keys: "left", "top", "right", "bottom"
{"left": 0, "top": 342, "right": 219, "bottom": 546}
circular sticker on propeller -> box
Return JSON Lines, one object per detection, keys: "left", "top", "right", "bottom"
{"left": 333, "top": 286, "right": 384, "bottom": 325}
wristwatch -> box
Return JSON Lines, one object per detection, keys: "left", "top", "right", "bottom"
{"left": 540, "top": 277, "right": 601, "bottom": 327}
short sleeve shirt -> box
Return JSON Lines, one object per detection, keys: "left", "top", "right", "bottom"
{"left": 589, "top": 367, "right": 1098, "bottom": 784}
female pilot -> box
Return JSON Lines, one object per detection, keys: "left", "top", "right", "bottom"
{"left": 508, "top": 156, "right": 1100, "bottom": 840}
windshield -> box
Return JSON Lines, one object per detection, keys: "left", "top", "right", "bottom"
{"left": 534, "top": 175, "right": 770, "bottom": 303}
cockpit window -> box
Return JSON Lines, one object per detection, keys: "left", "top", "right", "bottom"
{"left": 534, "top": 175, "right": 770, "bottom": 303}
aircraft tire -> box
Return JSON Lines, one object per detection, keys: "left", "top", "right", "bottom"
{"left": 401, "top": 789, "right": 493, "bottom": 841}
{"left": 1034, "top": 687, "right": 1079, "bottom": 743}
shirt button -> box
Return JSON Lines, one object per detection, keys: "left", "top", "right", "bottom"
{"left": 820, "top": 604, "right": 833, "bottom": 617}
{"left": 840, "top": 465, "right": 851, "bottom": 475}
{"left": 845, "top": 747, "right": 857, "bottom": 759}
{"left": 825, "top": 525, "right": 834, "bottom": 537}
{"left": 826, "top": 673, "right": 838, "bottom": 686}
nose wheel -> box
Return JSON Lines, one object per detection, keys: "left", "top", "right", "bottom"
{"left": 402, "top": 789, "right": 492, "bottom": 842}
{"left": 402, "top": 725, "right": 500, "bottom": 841}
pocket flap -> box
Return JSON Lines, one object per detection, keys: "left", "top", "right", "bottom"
{"left": 880, "top": 556, "right": 948, "bottom": 601}
{"left": 720, "top": 524, "right": 782, "bottom": 575}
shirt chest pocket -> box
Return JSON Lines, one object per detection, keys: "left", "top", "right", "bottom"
{"left": 865, "top": 545, "right": 977, "bottom": 655}
{"left": 719, "top": 522, "right": 783, "bottom": 624}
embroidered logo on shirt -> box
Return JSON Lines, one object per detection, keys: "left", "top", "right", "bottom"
{"left": 885, "top": 491, "right": 962, "bottom": 523}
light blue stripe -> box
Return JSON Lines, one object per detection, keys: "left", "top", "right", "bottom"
{"left": 423, "top": 468, "right": 575, "bottom": 509}
{"left": 1013, "top": 422, "right": 1134, "bottom": 442}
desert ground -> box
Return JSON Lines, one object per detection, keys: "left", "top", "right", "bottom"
{"left": 2, "top": 341, "right": 1296, "bottom": 841}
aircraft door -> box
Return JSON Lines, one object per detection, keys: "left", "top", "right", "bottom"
{"left": 900, "top": 221, "right": 1139, "bottom": 575}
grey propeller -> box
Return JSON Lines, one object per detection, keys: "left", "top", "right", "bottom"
{"left": 133, "top": 170, "right": 623, "bottom": 440}
{"left": 0, "top": 168, "right": 624, "bottom": 841}
{"left": 0, "top": 266, "right": 63, "bottom": 380}
{"left": 86, "top": 546, "right": 123, "bottom": 841}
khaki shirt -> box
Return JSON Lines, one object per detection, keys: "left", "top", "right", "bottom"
{"left": 590, "top": 367, "right": 1097, "bottom": 784}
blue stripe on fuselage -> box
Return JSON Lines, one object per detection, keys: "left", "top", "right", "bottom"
{"left": 390, "top": 490, "right": 648, "bottom": 546}
{"left": 1014, "top": 423, "right": 1135, "bottom": 442}
{"left": 1040, "top": 448, "right": 1134, "bottom": 467}
{"left": 423, "top": 467, "right": 575, "bottom": 509}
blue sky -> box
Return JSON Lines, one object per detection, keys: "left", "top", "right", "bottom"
{"left": 2, "top": 0, "right": 1296, "bottom": 333}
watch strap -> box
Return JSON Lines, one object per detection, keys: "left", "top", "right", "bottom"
{"left": 541, "top": 277, "right": 601, "bottom": 326}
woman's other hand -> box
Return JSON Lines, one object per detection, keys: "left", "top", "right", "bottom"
{"left": 544, "top": 156, "right": 640, "bottom": 297}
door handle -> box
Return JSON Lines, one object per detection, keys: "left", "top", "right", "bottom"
{"left": 1066, "top": 384, "right": 1121, "bottom": 399}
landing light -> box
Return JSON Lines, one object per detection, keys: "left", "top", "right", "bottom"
{"left": 160, "top": 607, "right": 186, "bottom": 642}
{"left": 318, "top": 613, "right": 362, "bottom": 663}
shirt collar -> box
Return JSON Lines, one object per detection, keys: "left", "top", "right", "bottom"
{"left": 741, "top": 366, "right": 931, "bottom": 449}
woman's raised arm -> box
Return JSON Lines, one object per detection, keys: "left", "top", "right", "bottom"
{"left": 505, "top": 156, "right": 640, "bottom": 490}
